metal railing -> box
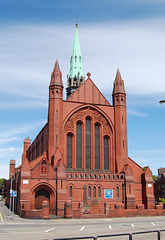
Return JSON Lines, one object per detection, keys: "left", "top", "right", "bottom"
{"left": 52, "top": 237, "right": 97, "bottom": 240}
{"left": 52, "top": 229, "right": 165, "bottom": 240}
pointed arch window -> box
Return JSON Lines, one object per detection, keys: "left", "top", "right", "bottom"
{"left": 36, "top": 143, "right": 38, "bottom": 157}
{"left": 51, "top": 156, "right": 54, "bottom": 167}
{"left": 67, "top": 134, "right": 72, "bottom": 168}
{"left": 76, "top": 122, "right": 82, "bottom": 168}
{"left": 93, "top": 186, "right": 96, "bottom": 198}
{"left": 104, "top": 136, "right": 109, "bottom": 169}
{"left": 69, "top": 186, "right": 72, "bottom": 199}
{"left": 95, "top": 124, "right": 100, "bottom": 169}
{"left": 116, "top": 186, "right": 119, "bottom": 199}
{"left": 86, "top": 118, "right": 91, "bottom": 169}
{"left": 88, "top": 186, "right": 91, "bottom": 199}
{"left": 98, "top": 186, "right": 101, "bottom": 198}
{"left": 32, "top": 147, "right": 34, "bottom": 160}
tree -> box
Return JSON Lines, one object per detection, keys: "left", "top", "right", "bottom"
{"left": 0, "top": 178, "right": 7, "bottom": 197}
{"left": 152, "top": 175, "right": 157, "bottom": 181}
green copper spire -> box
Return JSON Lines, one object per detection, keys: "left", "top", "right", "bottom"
{"left": 66, "top": 24, "right": 85, "bottom": 99}
{"left": 69, "top": 24, "right": 83, "bottom": 78}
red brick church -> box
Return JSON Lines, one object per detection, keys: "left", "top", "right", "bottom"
{"left": 7, "top": 24, "right": 161, "bottom": 219}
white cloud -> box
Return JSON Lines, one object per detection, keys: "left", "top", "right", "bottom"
{"left": 1, "top": 18, "right": 165, "bottom": 104}
{"left": 0, "top": 147, "right": 22, "bottom": 159}
{"left": 127, "top": 110, "right": 147, "bottom": 117}
{"left": 0, "top": 125, "right": 32, "bottom": 141}
{"left": 0, "top": 99, "right": 48, "bottom": 109}
{"left": 9, "top": 147, "right": 15, "bottom": 152}
{"left": 1, "top": 18, "right": 165, "bottom": 179}
{"left": 129, "top": 149, "right": 165, "bottom": 175}
{"left": 0, "top": 164, "right": 10, "bottom": 180}
{"left": 0, "top": 137, "right": 19, "bottom": 145}
{"left": 0, "top": 120, "right": 47, "bottom": 178}
{"left": 0, "top": 147, "right": 23, "bottom": 179}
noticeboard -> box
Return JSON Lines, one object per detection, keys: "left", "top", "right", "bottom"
{"left": 104, "top": 189, "right": 113, "bottom": 199}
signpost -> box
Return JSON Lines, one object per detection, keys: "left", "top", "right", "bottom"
{"left": 11, "top": 190, "right": 17, "bottom": 219}
{"left": 11, "top": 191, "right": 17, "bottom": 197}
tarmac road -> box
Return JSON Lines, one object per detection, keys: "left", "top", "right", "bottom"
{"left": 0, "top": 201, "right": 165, "bottom": 240}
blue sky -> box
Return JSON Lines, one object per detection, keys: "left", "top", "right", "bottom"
{"left": 1, "top": 0, "right": 165, "bottom": 179}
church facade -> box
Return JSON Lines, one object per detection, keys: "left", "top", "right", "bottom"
{"left": 7, "top": 24, "right": 161, "bottom": 219}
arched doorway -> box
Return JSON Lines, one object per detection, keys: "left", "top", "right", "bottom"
{"left": 31, "top": 183, "right": 56, "bottom": 215}
{"left": 35, "top": 189, "right": 50, "bottom": 209}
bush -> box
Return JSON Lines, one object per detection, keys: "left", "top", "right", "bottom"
{"left": 159, "top": 198, "right": 165, "bottom": 204}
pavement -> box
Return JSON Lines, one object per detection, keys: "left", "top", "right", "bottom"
{"left": 0, "top": 199, "right": 22, "bottom": 223}
{"left": 0, "top": 199, "right": 47, "bottom": 224}
{"left": 1, "top": 199, "right": 165, "bottom": 240}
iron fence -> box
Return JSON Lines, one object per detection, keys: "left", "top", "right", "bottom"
{"left": 52, "top": 229, "right": 165, "bottom": 240}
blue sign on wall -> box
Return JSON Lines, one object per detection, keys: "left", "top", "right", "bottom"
{"left": 104, "top": 189, "right": 113, "bottom": 199}
{"left": 11, "top": 191, "right": 17, "bottom": 197}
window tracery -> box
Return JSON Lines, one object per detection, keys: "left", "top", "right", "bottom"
{"left": 65, "top": 107, "right": 112, "bottom": 171}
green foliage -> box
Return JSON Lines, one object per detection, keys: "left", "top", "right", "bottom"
{"left": 0, "top": 178, "right": 7, "bottom": 196}
{"left": 152, "top": 175, "right": 157, "bottom": 181}
{"left": 159, "top": 198, "right": 165, "bottom": 204}
{"left": 0, "top": 178, "right": 5, "bottom": 188}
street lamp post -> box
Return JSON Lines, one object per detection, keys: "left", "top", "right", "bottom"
{"left": 9, "top": 174, "right": 14, "bottom": 217}
{"left": 159, "top": 100, "right": 165, "bottom": 104}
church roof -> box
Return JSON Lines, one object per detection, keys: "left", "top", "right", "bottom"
{"left": 66, "top": 73, "right": 110, "bottom": 106}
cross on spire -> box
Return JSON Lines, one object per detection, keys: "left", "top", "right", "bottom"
{"left": 87, "top": 72, "right": 91, "bottom": 78}
{"left": 76, "top": 15, "right": 78, "bottom": 26}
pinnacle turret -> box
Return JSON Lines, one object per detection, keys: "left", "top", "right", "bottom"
{"left": 50, "top": 60, "right": 63, "bottom": 88}
{"left": 113, "top": 69, "right": 126, "bottom": 95}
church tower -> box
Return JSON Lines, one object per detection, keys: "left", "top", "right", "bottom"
{"left": 66, "top": 24, "right": 85, "bottom": 98}
{"left": 113, "top": 69, "right": 128, "bottom": 173}
{"left": 48, "top": 60, "right": 64, "bottom": 165}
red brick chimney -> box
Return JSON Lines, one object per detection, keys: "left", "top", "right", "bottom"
{"left": 22, "top": 138, "right": 31, "bottom": 164}
{"left": 9, "top": 159, "right": 15, "bottom": 179}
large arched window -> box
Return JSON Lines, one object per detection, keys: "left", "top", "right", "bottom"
{"left": 67, "top": 134, "right": 72, "bottom": 168}
{"left": 86, "top": 118, "right": 91, "bottom": 169}
{"left": 104, "top": 136, "right": 109, "bottom": 169}
{"left": 95, "top": 124, "right": 100, "bottom": 169}
{"left": 76, "top": 122, "right": 82, "bottom": 168}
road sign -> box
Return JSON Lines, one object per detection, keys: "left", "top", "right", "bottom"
{"left": 11, "top": 191, "right": 17, "bottom": 197}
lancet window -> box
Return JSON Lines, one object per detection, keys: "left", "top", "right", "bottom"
{"left": 104, "top": 136, "right": 109, "bottom": 169}
{"left": 69, "top": 186, "right": 72, "bottom": 198}
{"left": 86, "top": 118, "right": 91, "bottom": 169}
{"left": 65, "top": 108, "right": 112, "bottom": 171}
{"left": 95, "top": 124, "right": 100, "bottom": 169}
{"left": 76, "top": 122, "right": 82, "bottom": 168}
{"left": 67, "top": 134, "right": 72, "bottom": 168}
